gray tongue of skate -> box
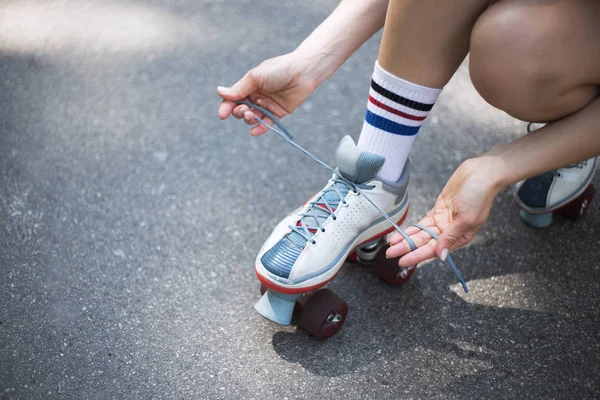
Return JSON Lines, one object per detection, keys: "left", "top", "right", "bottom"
{"left": 335, "top": 135, "right": 385, "bottom": 184}
{"left": 287, "top": 136, "right": 385, "bottom": 247}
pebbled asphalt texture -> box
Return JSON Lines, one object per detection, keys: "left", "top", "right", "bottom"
{"left": 0, "top": 1, "right": 599, "bottom": 399}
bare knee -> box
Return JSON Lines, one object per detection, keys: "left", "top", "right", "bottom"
{"left": 469, "top": 1, "right": 598, "bottom": 121}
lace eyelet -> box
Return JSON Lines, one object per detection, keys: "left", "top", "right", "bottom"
{"left": 321, "top": 228, "right": 325, "bottom": 233}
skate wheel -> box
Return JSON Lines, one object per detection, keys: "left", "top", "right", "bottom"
{"left": 373, "top": 247, "right": 415, "bottom": 286}
{"left": 299, "top": 289, "right": 348, "bottom": 340}
{"left": 346, "top": 251, "right": 358, "bottom": 263}
{"left": 519, "top": 210, "right": 553, "bottom": 228}
{"left": 557, "top": 184, "right": 595, "bottom": 219}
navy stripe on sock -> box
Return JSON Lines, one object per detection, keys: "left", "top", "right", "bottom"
{"left": 365, "top": 110, "right": 421, "bottom": 136}
{"left": 371, "top": 80, "right": 434, "bottom": 112}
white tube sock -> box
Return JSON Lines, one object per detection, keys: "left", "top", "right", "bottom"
{"left": 357, "top": 61, "right": 441, "bottom": 182}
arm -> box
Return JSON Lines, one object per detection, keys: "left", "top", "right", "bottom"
{"left": 296, "top": 0, "right": 390, "bottom": 86}
{"left": 217, "top": 0, "right": 389, "bottom": 135}
{"left": 478, "top": 97, "right": 600, "bottom": 190}
{"left": 387, "top": 97, "right": 600, "bottom": 266}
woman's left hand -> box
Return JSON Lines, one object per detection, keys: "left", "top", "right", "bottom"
{"left": 386, "top": 157, "right": 506, "bottom": 266}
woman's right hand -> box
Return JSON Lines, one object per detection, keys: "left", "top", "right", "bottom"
{"left": 217, "top": 52, "right": 319, "bottom": 136}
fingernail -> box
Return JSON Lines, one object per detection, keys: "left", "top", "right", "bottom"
{"left": 440, "top": 248, "right": 448, "bottom": 262}
{"left": 244, "top": 111, "right": 252, "bottom": 120}
{"left": 217, "top": 86, "right": 229, "bottom": 93}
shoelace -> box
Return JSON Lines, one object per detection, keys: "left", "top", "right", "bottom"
{"left": 291, "top": 177, "right": 352, "bottom": 245}
{"left": 235, "top": 100, "right": 468, "bottom": 293}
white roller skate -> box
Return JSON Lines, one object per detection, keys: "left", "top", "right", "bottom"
{"left": 254, "top": 136, "right": 410, "bottom": 334}
{"left": 514, "top": 124, "right": 597, "bottom": 228}
{"left": 233, "top": 100, "right": 468, "bottom": 339}
{"left": 515, "top": 158, "right": 596, "bottom": 227}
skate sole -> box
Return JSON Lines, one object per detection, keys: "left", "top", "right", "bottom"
{"left": 255, "top": 202, "right": 409, "bottom": 295}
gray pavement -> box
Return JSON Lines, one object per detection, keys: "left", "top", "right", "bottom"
{"left": 1, "top": 1, "right": 599, "bottom": 399}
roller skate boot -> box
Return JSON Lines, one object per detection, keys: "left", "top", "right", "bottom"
{"left": 233, "top": 100, "right": 467, "bottom": 339}
{"left": 515, "top": 157, "right": 597, "bottom": 228}
{"left": 254, "top": 135, "right": 410, "bottom": 338}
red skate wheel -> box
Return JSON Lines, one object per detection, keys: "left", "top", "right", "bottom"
{"left": 300, "top": 289, "right": 348, "bottom": 340}
{"left": 557, "top": 184, "right": 595, "bottom": 219}
{"left": 374, "top": 249, "right": 415, "bottom": 286}
{"left": 346, "top": 251, "right": 359, "bottom": 263}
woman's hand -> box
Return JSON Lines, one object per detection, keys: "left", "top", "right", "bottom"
{"left": 217, "top": 0, "right": 391, "bottom": 135}
{"left": 217, "top": 52, "right": 319, "bottom": 136}
{"left": 386, "top": 157, "right": 506, "bottom": 266}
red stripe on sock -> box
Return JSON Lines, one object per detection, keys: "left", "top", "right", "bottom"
{"left": 368, "top": 95, "right": 426, "bottom": 121}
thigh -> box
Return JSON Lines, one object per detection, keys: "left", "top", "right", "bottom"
{"left": 379, "top": 0, "right": 491, "bottom": 88}
{"left": 470, "top": 0, "right": 600, "bottom": 121}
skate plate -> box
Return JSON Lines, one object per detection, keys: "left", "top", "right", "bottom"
{"left": 255, "top": 238, "right": 413, "bottom": 339}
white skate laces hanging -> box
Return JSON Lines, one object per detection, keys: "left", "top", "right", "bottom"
{"left": 234, "top": 100, "right": 469, "bottom": 293}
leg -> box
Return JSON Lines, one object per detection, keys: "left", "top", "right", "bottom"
{"left": 358, "top": 0, "right": 491, "bottom": 182}
{"left": 470, "top": 0, "right": 600, "bottom": 122}
{"left": 380, "top": 0, "right": 492, "bottom": 88}
{"left": 469, "top": 0, "right": 600, "bottom": 226}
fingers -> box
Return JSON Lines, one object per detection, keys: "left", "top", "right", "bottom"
{"left": 249, "top": 124, "right": 270, "bottom": 136}
{"left": 388, "top": 225, "right": 421, "bottom": 246}
{"left": 435, "top": 221, "right": 469, "bottom": 261}
{"left": 386, "top": 213, "right": 437, "bottom": 257}
{"left": 255, "top": 97, "right": 289, "bottom": 120}
{"left": 386, "top": 227, "right": 440, "bottom": 259}
{"left": 218, "top": 100, "right": 236, "bottom": 120}
{"left": 241, "top": 98, "right": 278, "bottom": 136}
{"left": 216, "top": 70, "right": 260, "bottom": 120}
{"left": 249, "top": 114, "right": 274, "bottom": 136}
{"left": 218, "top": 98, "right": 277, "bottom": 136}
{"left": 217, "top": 101, "right": 251, "bottom": 121}
{"left": 388, "top": 213, "right": 436, "bottom": 245}
{"left": 398, "top": 238, "right": 437, "bottom": 267}
{"left": 217, "top": 70, "right": 259, "bottom": 101}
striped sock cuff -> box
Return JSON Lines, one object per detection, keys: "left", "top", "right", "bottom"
{"left": 358, "top": 62, "right": 442, "bottom": 182}
{"left": 365, "top": 61, "right": 441, "bottom": 135}
{"left": 373, "top": 60, "right": 441, "bottom": 104}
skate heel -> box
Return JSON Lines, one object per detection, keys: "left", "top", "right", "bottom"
{"left": 519, "top": 210, "right": 553, "bottom": 228}
{"left": 254, "top": 289, "right": 301, "bottom": 326}
{"left": 557, "top": 184, "right": 595, "bottom": 219}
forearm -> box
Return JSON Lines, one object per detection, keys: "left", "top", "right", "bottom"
{"left": 477, "top": 97, "right": 600, "bottom": 192}
{"left": 295, "top": 0, "right": 389, "bottom": 86}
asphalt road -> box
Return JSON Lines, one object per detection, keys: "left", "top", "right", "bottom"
{"left": 1, "top": 1, "right": 599, "bottom": 399}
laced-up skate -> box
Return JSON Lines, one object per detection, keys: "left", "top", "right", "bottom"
{"left": 235, "top": 101, "right": 467, "bottom": 339}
